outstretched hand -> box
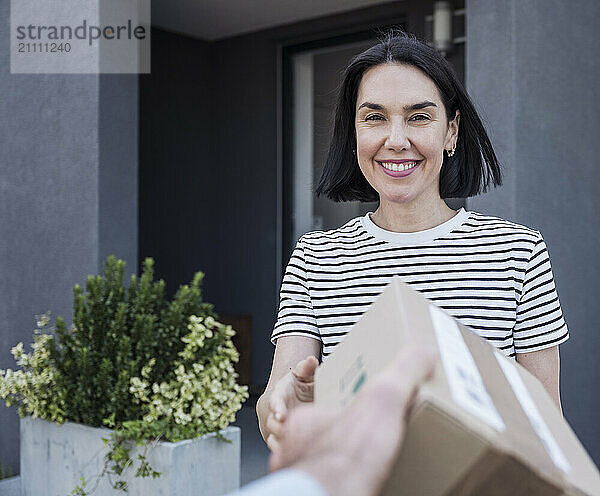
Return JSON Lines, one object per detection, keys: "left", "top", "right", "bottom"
{"left": 265, "top": 355, "right": 319, "bottom": 451}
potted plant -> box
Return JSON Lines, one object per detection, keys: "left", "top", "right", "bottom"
{"left": 0, "top": 256, "right": 248, "bottom": 496}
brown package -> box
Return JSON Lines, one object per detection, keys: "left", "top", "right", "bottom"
{"left": 314, "top": 277, "right": 600, "bottom": 496}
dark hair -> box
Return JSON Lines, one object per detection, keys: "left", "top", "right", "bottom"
{"left": 316, "top": 30, "right": 502, "bottom": 202}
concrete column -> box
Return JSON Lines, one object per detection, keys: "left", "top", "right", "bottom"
{"left": 466, "top": 0, "right": 600, "bottom": 464}
{"left": 0, "top": 1, "right": 138, "bottom": 474}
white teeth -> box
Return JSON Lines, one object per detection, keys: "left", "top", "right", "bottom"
{"left": 379, "top": 161, "right": 418, "bottom": 172}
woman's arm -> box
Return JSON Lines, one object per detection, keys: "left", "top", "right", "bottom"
{"left": 515, "top": 345, "right": 562, "bottom": 414}
{"left": 256, "top": 335, "right": 321, "bottom": 443}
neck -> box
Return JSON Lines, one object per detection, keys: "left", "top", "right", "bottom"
{"left": 371, "top": 197, "right": 457, "bottom": 233}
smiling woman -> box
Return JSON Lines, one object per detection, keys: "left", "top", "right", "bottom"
{"left": 257, "top": 30, "right": 570, "bottom": 445}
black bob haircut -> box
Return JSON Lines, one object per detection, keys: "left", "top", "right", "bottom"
{"left": 316, "top": 30, "right": 502, "bottom": 202}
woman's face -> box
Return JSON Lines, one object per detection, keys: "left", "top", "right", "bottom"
{"left": 355, "top": 63, "right": 459, "bottom": 209}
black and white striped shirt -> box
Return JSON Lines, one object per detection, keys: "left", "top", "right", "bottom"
{"left": 271, "top": 209, "right": 569, "bottom": 358}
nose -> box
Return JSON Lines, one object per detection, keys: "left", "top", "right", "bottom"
{"left": 385, "top": 119, "right": 411, "bottom": 151}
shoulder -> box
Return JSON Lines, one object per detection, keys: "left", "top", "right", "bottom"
{"left": 461, "top": 211, "right": 542, "bottom": 244}
{"left": 298, "top": 217, "right": 367, "bottom": 247}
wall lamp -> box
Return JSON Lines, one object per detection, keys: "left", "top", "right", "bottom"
{"left": 433, "top": 1, "right": 453, "bottom": 55}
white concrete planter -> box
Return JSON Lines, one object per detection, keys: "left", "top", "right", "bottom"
{"left": 0, "top": 476, "right": 21, "bottom": 496}
{"left": 21, "top": 417, "right": 240, "bottom": 496}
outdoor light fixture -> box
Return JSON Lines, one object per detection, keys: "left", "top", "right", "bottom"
{"left": 433, "top": 1, "right": 453, "bottom": 55}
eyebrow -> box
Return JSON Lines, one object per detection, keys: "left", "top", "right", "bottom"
{"left": 357, "top": 100, "right": 438, "bottom": 112}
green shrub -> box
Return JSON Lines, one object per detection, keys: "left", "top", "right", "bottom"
{"left": 0, "top": 256, "right": 248, "bottom": 493}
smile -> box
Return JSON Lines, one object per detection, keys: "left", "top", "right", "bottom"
{"left": 377, "top": 160, "right": 420, "bottom": 172}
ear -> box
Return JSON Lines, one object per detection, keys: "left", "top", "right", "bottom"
{"left": 445, "top": 110, "right": 460, "bottom": 149}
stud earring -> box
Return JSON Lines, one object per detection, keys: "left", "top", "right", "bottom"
{"left": 446, "top": 144, "right": 456, "bottom": 157}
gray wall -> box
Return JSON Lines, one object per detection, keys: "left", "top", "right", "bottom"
{"left": 466, "top": 0, "right": 600, "bottom": 463}
{"left": 0, "top": 1, "right": 138, "bottom": 473}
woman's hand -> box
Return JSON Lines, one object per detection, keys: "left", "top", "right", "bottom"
{"left": 265, "top": 355, "right": 319, "bottom": 451}
{"left": 256, "top": 335, "right": 321, "bottom": 443}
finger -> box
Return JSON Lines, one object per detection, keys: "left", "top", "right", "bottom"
{"left": 291, "top": 355, "right": 319, "bottom": 382}
{"left": 266, "top": 433, "right": 281, "bottom": 453}
{"left": 369, "top": 346, "right": 437, "bottom": 413}
{"left": 293, "top": 376, "right": 315, "bottom": 403}
{"left": 391, "top": 347, "right": 437, "bottom": 388}
{"left": 268, "top": 390, "right": 288, "bottom": 421}
{"left": 266, "top": 413, "right": 285, "bottom": 438}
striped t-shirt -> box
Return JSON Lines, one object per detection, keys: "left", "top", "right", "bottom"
{"left": 271, "top": 208, "right": 569, "bottom": 359}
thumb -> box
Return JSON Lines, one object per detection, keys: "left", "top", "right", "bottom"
{"left": 391, "top": 347, "right": 437, "bottom": 388}
{"left": 292, "top": 355, "right": 319, "bottom": 382}
{"left": 374, "top": 347, "right": 437, "bottom": 414}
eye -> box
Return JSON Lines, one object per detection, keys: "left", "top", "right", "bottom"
{"left": 365, "top": 114, "right": 384, "bottom": 121}
{"left": 409, "top": 114, "right": 430, "bottom": 122}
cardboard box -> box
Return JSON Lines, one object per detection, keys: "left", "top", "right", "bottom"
{"left": 315, "top": 277, "right": 600, "bottom": 496}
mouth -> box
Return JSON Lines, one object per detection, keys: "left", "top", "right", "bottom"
{"left": 376, "top": 160, "right": 422, "bottom": 176}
